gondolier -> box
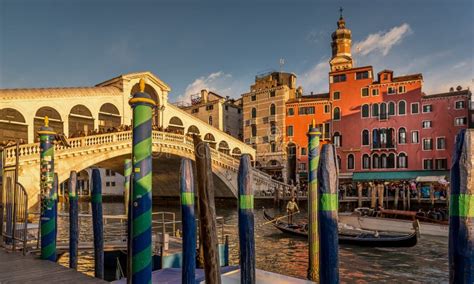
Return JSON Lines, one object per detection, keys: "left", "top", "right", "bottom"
{"left": 286, "top": 198, "right": 299, "bottom": 224}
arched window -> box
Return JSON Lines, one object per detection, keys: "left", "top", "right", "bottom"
{"left": 372, "top": 104, "right": 379, "bottom": 117}
{"left": 333, "top": 132, "right": 341, "bottom": 147}
{"left": 337, "top": 155, "right": 342, "bottom": 170}
{"left": 372, "top": 129, "right": 379, "bottom": 148}
{"left": 398, "top": 127, "right": 407, "bottom": 144}
{"left": 388, "top": 102, "right": 396, "bottom": 116}
{"left": 398, "top": 100, "right": 406, "bottom": 115}
{"left": 270, "top": 121, "right": 276, "bottom": 135}
{"left": 251, "top": 125, "right": 257, "bottom": 137}
{"left": 381, "top": 154, "right": 388, "bottom": 168}
{"left": 270, "top": 104, "right": 276, "bottom": 116}
{"left": 361, "top": 104, "right": 369, "bottom": 118}
{"left": 347, "top": 154, "right": 355, "bottom": 170}
{"left": 398, "top": 153, "right": 408, "bottom": 168}
{"left": 372, "top": 154, "right": 380, "bottom": 169}
{"left": 387, "top": 153, "right": 395, "bottom": 168}
{"left": 251, "top": 108, "right": 257, "bottom": 118}
{"left": 362, "top": 129, "right": 370, "bottom": 146}
{"left": 362, "top": 154, "right": 371, "bottom": 169}
{"left": 270, "top": 142, "right": 276, "bottom": 152}
{"left": 380, "top": 129, "right": 387, "bottom": 147}
{"left": 333, "top": 107, "right": 341, "bottom": 120}
{"left": 380, "top": 102, "right": 387, "bottom": 119}
{"left": 208, "top": 116, "right": 213, "bottom": 125}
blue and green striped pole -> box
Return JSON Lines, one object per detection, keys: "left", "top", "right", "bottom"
{"left": 180, "top": 158, "right": 196, "bottom": 284}
{"left": 128, "top": 79, "right": 155, "bottom": 283}
{"left": 238, "top": 154, "right": 255, "bottom": 284}
{"left": 318, "top": 144, "right": 339, "bottom": 283}
{"left": 69, "top": 171, "right": 79, "bottom": 269}
{"left": 307, "top": 119, "right": 320, "bottom": 281}
{"left": 91, "top": 168, "right": 104, "bottom": 279}
{"left": 124, "top": 159, "right": 132, "bottom": 216}
{"left": 38, "top": 116, "right": 57, "bottom": 261}
{"left": 449, "top": 129, "right": 473, "bottom": 283}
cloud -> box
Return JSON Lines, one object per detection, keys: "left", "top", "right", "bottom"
{"left": 298, "top": 59, "right": 329, "bottom": 93}
{"left": 353, "top": 23, "right": 412, "bottom": 56}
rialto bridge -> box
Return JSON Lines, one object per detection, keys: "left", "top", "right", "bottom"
{"left": 0, "top": 72, "right": 290, "bottom": 208}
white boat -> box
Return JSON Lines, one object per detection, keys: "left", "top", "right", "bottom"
{"left": 339, "top": 214, "right": 448, "bottom": 237}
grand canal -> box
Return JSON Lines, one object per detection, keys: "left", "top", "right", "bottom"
{"left": 55, "top": 201, "right": 448, "bottom": 283}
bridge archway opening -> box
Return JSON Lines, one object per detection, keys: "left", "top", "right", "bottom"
{"left": 168, "top": 117, "right": 184, "bottom": 134}
{"left": 0, "top": 108, "right": 28, "bottom": 144}
{"left": 218, "top": 141, "right": 230, "bottom": 155}
{"left": 34, "top": 107, "right": 63, "bottom": 138}
{"left": 131, "top": 83, "right": 160, "bottom": 126}
{"left": 187, "top": 125, "right": 200, "bottom": 136}
{"left": 204, "top": 133, "right": 216, "bottom": 149}
{"left": 99, "top": 103, "right": 121, "bottom": 131}
{"left": 231, "top": 147, "right": 241, "bottom": 159}
{"left": 69, "top": 105, "right": 94, "bottom": 136}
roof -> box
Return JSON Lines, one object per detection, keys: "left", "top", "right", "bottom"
{"left": 96, "top": 71, "right": 171, "bottom": 92}
{"left": 392, "top": 73, "right": 423, "bottom": 82}
{"left": 422, "top": 89, "right": 471, "bottom": 99}
{"left": 378, "top": 69, "right": 393, "bottom": 74}
{"left": 286, "top": 92, "right": 330, "bottom": 104}
{"left": 0, "top": 86, "right": 122, "bottom": 100}
{"left": 329, "top": 65, "right": 373, "bottom": 74}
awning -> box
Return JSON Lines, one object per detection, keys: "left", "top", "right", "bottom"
{"left": 415, "top": 176, "right": 446, "bottom": 183}
{"left": 352, "top": 171, "right": 449, "bottom": 181}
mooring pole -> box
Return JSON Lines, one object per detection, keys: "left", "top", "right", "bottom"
{"left": 238, "top": 154, "right": 256, "bottom": 284}
{"left": 69, "top": 171, "right": 79, "bottom": 269}
{"left": 180, "top": 158, "right": 196, "bottom": 284}
{"left": 128, "top": 79, "right": 155, "bottom": 283}
{"left": 91, "top": 169, "right": 104, "bottom": 279}
{"left": 394, "top": 186, "right": 399, "bottom": 209}
{"left": 193, "top": 135, "right": 221, "bottom": 284}
{"left": 38, "top": 116, "right": 57, "bottom": 261}
{"left": 448, "top": 129, "right": 473, "bottom": 283}
{"left": 318, "top": 144, "right": 339, "bottom": 283}
{"left": 124, "top": 159, "right": 132, "bottom": 216}
{"left": 307, "top": 119, "right": 320, "bottom": 281}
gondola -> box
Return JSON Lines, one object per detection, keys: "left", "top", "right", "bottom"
{"left": 263, "top": 210, "right": 418, "bottom": 247}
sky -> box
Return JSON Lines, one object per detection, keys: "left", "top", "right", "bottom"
{"left": 0, "top": 0, "right": 473, "bottom": 103}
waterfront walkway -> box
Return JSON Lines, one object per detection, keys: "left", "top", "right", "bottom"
{"left": 0, "top": 250, "right": 106, "bottom": 283}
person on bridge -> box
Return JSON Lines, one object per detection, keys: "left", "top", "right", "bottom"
{"left": 286, "top": 197, "right": 300, "bottom": 224}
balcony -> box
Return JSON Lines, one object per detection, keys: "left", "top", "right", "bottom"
{"left": 250, "top": 137, "right": 257, "bottom": 144}
{"left": 268, "top": 115, "right": 277, "bottom": 122}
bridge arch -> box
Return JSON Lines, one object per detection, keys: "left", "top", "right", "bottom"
{"left": 231, "top": 147, "right": 241, "bottom": 158}
{"left": 69, "top": 104, "right": 94, "bottom": 136}
{"left": 187, "top": 125, "right": 200, "bottom": 135}
{"left": 218, "top": 141, "right": 230, "bottom": 154}
{"left": 98, "top": 103, "right": 121, "bottom": 131}
{"left": 168, "top": 117, "right": 184, "bottom": 134}
{"left": 0, "top": 108, "right": 28, "bottom": 143}
{"left": 34, "top": 106, "right": 64, "bottom": 137}
{"left": 204, "top": 133, "right": 216, "bottom": 149}
{"left": 131, "top": 83, "right": 161, "bottom": 126}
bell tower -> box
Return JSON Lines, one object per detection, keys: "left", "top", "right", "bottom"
{"left": 329, "top": 8, "right": 353, "bottom": 72}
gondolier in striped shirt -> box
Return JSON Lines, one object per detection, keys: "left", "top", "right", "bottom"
{"left": 286, "top": 197, "right": 300, "bottom": 224}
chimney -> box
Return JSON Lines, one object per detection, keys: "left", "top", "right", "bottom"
{"left": 201, "top": 89, "right": 208, "bottom": 102}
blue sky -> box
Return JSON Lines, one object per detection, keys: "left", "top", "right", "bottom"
{"left": 0, "top": 0, "right": 472, "bottom": 102}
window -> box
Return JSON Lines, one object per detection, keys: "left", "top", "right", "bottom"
{"left": 387, "top": 153, "right": 396, "bottom": 168}
{"left": 422, "top": 121, "right": 432, "bottom": 129}
{"left": 381, "top": 154, "right": 388, "bottom": 168}
{"left": 208, "top": 116, "right": 213, "bottom": 125}
{"left": 298, "top": 163, "right": 306, "bottom": 171}
{"left": 270, "top": 104, "right": 276, "bottom": 116}
{"left": 423, "top": 159, "right": 434, "bottom": 170}
{"left": 251, "top": 108, "right": 257, "bottom": 119}
{"left": 372, "top": 154, "right": 380, "bottom": 169}
{"left": 270, "top": 122, "right": 276, "bottom": 135}
{"left": 372, "top": 129, "right": 379, "bottom": 148}
{"left": 324, "top": 105, "right": 330, "bottom": 113}
{"left": 111, "top": 182, "right": 116, "bottom": 187}
{"left": 356, "top": 71, "right": 369, "bottom": 80}
{"left": 361, "top": 88, "right": 369, "bottom": 97}
{"left": 398, "top": 153, "right": 408, "bottom": 168}
{"left": 192, "top": 108, "right": 199, "bottom": 114}
{"left": 206, "top": 105, "right": 214, "bottom": 110}
{"left": 270, "top": 91, "right": 276, "bottom": 97}
{"left": 380, "top": 103, "right": 387, "bottom": 119}
{"left": 337, "top": 156, "right": 342, "bottom": 170}
{"left": 251, "top": 125, "right": 257, "bottom": 137}
{"left": 372, "top": 104, "right": 379, "bottom": 117}
{"left": 411, "top": 131, "right": 419, "bottom": 143}
{"left": 106, "top": 169, "right": 112, "bottom": 176}
{"left": 347, "top": 154, "right": 355, "bottom": 170}
{"left": 333, "top": 91, "right": 341, "bottom": 100}
{"left": 362, "top": 104, "right": 369, "bottom": 118}
{"left": 455, "top": 101, "right": 466, "bottom": 109}
{"left": 251, "top": 95, "right": 256, "bottom": 101}
{"left": 455, "top": 117, "right": 467, "bottom": 126}
{"left": 411, "top": 103, "right": 419, "bottom": 114}
{"left": 422, "top": 105, "right": 432, "bottom": 113}
{"left": 287, "top": 125, "right": 294, "bottom": 136}
{"left": 106, "top": 182, "right": 111, "bottom": 187}
{"left": 333, "top": 107, "right": 341, "bottom": 120}
{"left": 362, "top": 129, "right": 370, "bottom": 146}
{"left": 299, "top": 107, "right": 315, "bottom": 115}
{"left": 435, "top": 159, "right": 448, "bottom": 170}
{"left": 333, "top": 74, "right": 346, "bottom": 83}
{"left": 238, "top": 109, "right": 241, "bottom": 114}
{"left": 270, "top": 142, "right": 277, "bottom": 152}
{"left": 300, "top": 147, "right": 307, "bottom": 156}
{"left": 287, "top": 108, "right": 294, "bottom": 116}
{"left": 398, "top": 128, "right": 407, "bottom": 144}
{"left": 436, "top": 137, "right": 446, "bottom": 150}
{"left": 324, "top": 123, "right": 330, "bottom": 139}
{"left": 372, "top": 89, "right": 379, "bottom": 96}
{"left": 398, "top": 101, "right": 406, "bottom": 115}
{"left": 388, "top": 102, "right": 395, "bottom": 116}
{"left": 423, "top": 138, "right": 433, "bottom": 150}
{"left": 388, "top": 87, "right": 396, "bottom": 94}
{"left": 362, "top": 154, "right": 371, "bottom": 169}
{"left": 333, "top": 132, "right": 341, "bottom": 147}
{"left": 398, "top": 86, "right": 406, "bottom": 93}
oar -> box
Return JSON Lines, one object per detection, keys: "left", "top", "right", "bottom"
{"left": 260, "top": 211, "right": 300, "bottom": 226}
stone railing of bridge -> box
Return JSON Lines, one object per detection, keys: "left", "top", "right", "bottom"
{"left": 3, "top": 130, "right": 292, "bottom": 208}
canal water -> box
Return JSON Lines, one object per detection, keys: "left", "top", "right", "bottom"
{"left": 55, "top": 201, "right": 448, "bottom": 283}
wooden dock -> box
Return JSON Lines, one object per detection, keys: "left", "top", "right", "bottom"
{"left": 0, "top": 250, "right": 106, "bottom": 283}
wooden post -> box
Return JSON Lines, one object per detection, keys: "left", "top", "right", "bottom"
{"left": 430, "top": 184, "right": 435, "bottom": 207}
{"left": 123, "top": 159, "right": 132, "bottom": 216}
{"left": 449, "top": 129, "right": 473, "bottom": 283}
{"left": 318, "top": 144, "right": 339, "bottom": 283}
{"left": 357, "top": 182, "right": 362, "bottom": 208}
{"left": 180, "top": 158, "right": 196, "bottom": 284}
{"left": 407, "top": 185, "right": 411, "bottom": 211}
{"left": 307, "top": 120, "right": 320, "bottom": 281}
{"left": 370, "top": 183, "right": 377, "bottom": 209}
{"left": 193, "top": 135, "right": 221, "bottom": 284}
{"left": 69, "top": 171, "right": 79, "bottom": 269}
{"left": 402, "top": 186, "right": 407, "bottom": 211}
{"left": 91, "top": 169, "right": 104, "bottom": 279}
{"left": 394, "top": 186, "right": 399, "bottom": 209}
{"left": 128, "top": 79, "right": 154, "bottom": 283}
{"left": 238, "top": 154, "right": 256, "bottom": 284}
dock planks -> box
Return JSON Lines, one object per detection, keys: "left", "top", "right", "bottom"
{"left": 0, "top": 250, "right": 106, "bottom": 283}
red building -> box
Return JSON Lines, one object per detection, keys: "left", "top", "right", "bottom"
{"left": 285, "top": 14, "right": 472, "bottom": 182}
